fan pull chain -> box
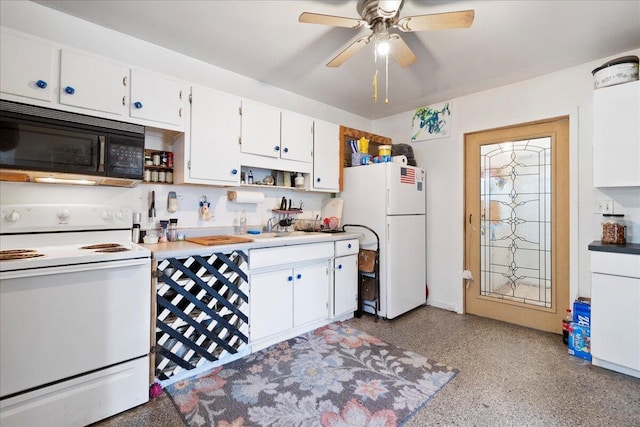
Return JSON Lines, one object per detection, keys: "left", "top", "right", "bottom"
{"left": 373, "top": 69, "right": 378, "bottom": 102}
{"left": 385, "top": 51, "right": 389, "bottom": 104}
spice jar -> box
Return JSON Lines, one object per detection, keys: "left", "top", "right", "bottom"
{"left": 601, "top": 214, "right": 626, "bottom": 245}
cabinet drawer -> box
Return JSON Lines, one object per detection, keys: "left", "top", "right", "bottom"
{"left": 335, "top": 239, "right": 359, "bottom": 257}
{"left": 250, "top": 242, "right": 334, "bottom": 270}
{"left": 591, "top": 252, "right": 640, "bottom": 278}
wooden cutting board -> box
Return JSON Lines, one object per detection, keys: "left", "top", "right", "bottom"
{"left": 185, "top": 235, "right": 254, "bottom": 246}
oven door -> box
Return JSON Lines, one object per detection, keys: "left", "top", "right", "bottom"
{"left": 0, "top": 257, "right": 150, "bottom": 398}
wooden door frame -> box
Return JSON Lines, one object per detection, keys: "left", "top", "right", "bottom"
{"left": 463, "top": 116, "right": 570, "bottom": 333}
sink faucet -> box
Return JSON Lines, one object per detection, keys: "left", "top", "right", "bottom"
{"left": 265, "top": 217, "right": 276, "bottom": 232}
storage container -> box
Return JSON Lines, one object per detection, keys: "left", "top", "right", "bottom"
{"left": 601, "top": 214, "right": 626, "bottom": 245}
{"left": 592, "top": 56, "right": 639, "bottom": 89}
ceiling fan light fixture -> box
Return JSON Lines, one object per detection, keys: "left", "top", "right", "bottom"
{"left": 374, "top": 27, "right": 390, "bottom": 56}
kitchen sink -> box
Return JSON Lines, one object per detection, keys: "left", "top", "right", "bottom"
{"left": 243, "top": 231, "right": 328, "bottom": 240}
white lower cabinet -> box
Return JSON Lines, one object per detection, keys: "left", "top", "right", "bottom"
{"left": 249, "top": 269, "right": 294, "bottom": 342}
{"left": 333, "top": 238, "right": 359, "bottom": 317}
{"left": 293, "top": 262, "right": 330, "bottom": 327}
{"left": 333, "top": 255, "right": 358, "bottom": 317}
{"left": 590, "top": 251, "right": 640, "bottom": 378}
{"left": 249, "top": 242, "right": 333, "bottom": 348}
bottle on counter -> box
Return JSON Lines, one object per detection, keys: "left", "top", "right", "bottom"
{"left": 240, "top": 210, "right": 247, "bottom": 234}
{"left": 562, "top": 308, "right": 572, "bottom": 345}
{"left": 247, "top": 170, "right": 254, "bottom": 185}
{"left": 168, "top": 218, "right": 178, "bottom": 242}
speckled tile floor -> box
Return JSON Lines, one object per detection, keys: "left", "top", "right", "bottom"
{"left": 91, "top": 306, "right": 640, "bottom": 427}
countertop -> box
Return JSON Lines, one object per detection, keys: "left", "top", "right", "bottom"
{"left": 588, "top": 240, "right": 640, "bottom": 255}
{"left": 141, "top": 231, "right": 361, "bottom": 259}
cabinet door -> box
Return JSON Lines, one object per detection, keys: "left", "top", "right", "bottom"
{"left": 130, "top": 69, "right": 186, "bottom": 127}
{"left": 189, "top": 85, "right": 241, "bottom": 184}
{"left": 313, "top": 120, "right": 340, "bottom": 191}
{"left": 250, "top": 269, "right": 293, "bottom": 342}
{"left": 281, "top": 110, "right": 313, "bottom": 163}
{"left": 59, "top": 50, "right": 128, "bottom": 116}
{"left": 591, "top": 272, "right": 640, "bottom": 371}
{"left": 0, "top": 32, "right": 54, "bottom": 102}
{"left": 293, "top": 262, "right": 329, "bottom": 327}
{"left": 240, "top": 99, "right": 280, "bottom": 158}
{"left": 593, "top": 81, "right": 640, "bottom": 187}
{"left": 334, "top": 255, "right": 358, "bottom": 316}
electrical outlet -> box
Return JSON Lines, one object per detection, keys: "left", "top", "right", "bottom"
{"left": 595, "top": 200, "right": 613, "bottom": 214}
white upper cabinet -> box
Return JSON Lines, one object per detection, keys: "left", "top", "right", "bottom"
{"left": 186, "top": 85, "right": 241, "bottom": 185}
{"left": 240, "top": 99, "right": 281, "bottom": 158}
{"left": 129, "top": 69, "right": 187, "bottom": 127}
{"left": 59, "top": 50, "right": 128, "bottom": 116}
{"left": 281, "top": 110, "right": 313, "bottom": 163}
{"left": 593, "top": 80, "right": 640, "bottom": 187}
{"left": 0, "top": 31, "right": 54, "bottom": 102}
{"left": 312, "top": 120, "right": 340, "bottom": 192}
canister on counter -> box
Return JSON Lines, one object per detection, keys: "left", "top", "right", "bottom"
{"left": 601, "top": 214, "right": 626, "bottom": 245}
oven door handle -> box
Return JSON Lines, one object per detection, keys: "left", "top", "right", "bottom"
{"left": 98, "top": 135, "right": 106, "bottom": 173}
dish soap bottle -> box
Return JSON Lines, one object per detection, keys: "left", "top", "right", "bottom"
{"left": 247, "top": 170, "right": 254, "bottom": 185}
{"left": 239, "top": 210, "right": 247, "bottom": 234}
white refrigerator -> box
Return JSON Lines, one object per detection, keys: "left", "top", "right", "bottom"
{"left": 341, "top": 162, "right": 426, "bottom": 319}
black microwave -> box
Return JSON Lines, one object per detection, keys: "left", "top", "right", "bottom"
{"left": 0, "top": 100, "right": 145, "bottom": 182}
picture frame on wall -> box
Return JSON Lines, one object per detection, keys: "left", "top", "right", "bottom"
{"left": 411, "top": 101, "right": 452, "bottom": 142}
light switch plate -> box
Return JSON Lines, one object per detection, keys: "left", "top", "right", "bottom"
{"left": 594, "top": 200, "right": 613, "bottom": 214}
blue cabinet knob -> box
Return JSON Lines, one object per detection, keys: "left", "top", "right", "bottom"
{"left": 231, "top": 169, "right": 238, "bottom": 175}
{"left": 283, "top": 147, "right": 289, "bottom": 153}
{"left": 64, "top": 86, "right": 75, "bottom": 95}
{"left": 287, "top": 276, "right": 293, "bottom": 282}
{"left": 134, "top": 101, "right": 143, "bottom": 109}
{"left": 338, "top": 264, "right": 343, "bottom": 270}
{"left": 36, "top": 80, "right": 48, "bottom": 89}
{"left": 296, "top": 273, "right": 302, "bottom": 279}
{"left": 274, "top": 146, "right": 280, "bottom": 151}
{"left": 316, "top": 177, "right": 321, "bottom": 182}
{"left": 347, "top": 243, "right": 352, "bottom": 249}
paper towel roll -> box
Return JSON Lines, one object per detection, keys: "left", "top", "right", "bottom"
{"left": 392, "top": 155, "right": 408, "bottom": 165}
{"left": 227, "top": 191, "right": 265, "bottom": 204}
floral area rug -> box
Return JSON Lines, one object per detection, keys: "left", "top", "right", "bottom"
{"left": 165, "top": 322, "right": 458, "bottom": 427}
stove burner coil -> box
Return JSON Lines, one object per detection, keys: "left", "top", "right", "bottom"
{"left": 0, "top": 249, "right": 37, "bottom": 254}
{"left": 94, "top": 247, "right": 131, "bottom": 253}
{"left": 0, "top": 252, "right": 45, "bottom": 261}
{"left": 80, "top": 243, "right": 123, "bottom": 250}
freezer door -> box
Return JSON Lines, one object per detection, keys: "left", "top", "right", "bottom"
{"left": 385, "top": 214, "right": 426, "bottom": 319}
{"left": 386, "top": 163, "right": 425, "bottom": 215}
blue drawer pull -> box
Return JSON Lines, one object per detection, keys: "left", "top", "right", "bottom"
{"left": 288, "top": 276, "right": 293, "bottom": 282}
{"left": 274, "top": 146, "right": 280, "bottom": 151}
{"left": 64, "top": 86, "right": 75, "bottom": 95}
{"left": 316, "top": 177, "right": 321, "bottom": 182}
{"left": 338, "top": 264, "right": 343, "bottom": 270}
{"left": 347, "top": 243, "right": 352, "bottom": 249}
{"left": 296, "top": 273, "right": 302, "bottom": 279}
{"left": 231, "top": 169, "right": 238, "bottom": 175}
{"left": 36, "top": 80, "right": 48, "bottom": 89}
{"left": 283, "top": 147, "right": 289, "bottom": 153}
{"left": 134, "top": 101, "right": 143, "bottom": 109}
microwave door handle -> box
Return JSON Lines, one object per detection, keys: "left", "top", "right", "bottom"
{"left": 98, "top": 136, "right": 106, "bottom": 172}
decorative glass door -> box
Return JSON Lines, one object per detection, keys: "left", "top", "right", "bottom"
{"left": 464, "top": 118, "right": 569, "bottom": 333}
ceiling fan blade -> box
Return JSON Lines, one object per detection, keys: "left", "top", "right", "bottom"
{"left": 327, "top": 35, "right": 371, "bottom": 67}
{"left": 299, "top": 12, "right": 367, "bottom": 29}
{"left": 396, "top": 10, "right": 475, "bottom": 32}
{"left": 388, "top": 34, "right": 416, "bottom": 67}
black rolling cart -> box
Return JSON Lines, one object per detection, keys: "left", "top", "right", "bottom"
{"left": 342, "top": 224, "right": 380, "bottom": 322}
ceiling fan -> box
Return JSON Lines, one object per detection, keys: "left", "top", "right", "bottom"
{"left": 299, "top": 0, "right": 475, "bottom": 68}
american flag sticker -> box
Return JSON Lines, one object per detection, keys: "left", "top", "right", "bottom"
{"left": 400, "top": 167, "right": 415, "bottom": 184}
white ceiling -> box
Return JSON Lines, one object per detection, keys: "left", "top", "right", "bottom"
{"left": 33, "top": 0, "right": 640, "bottom": 120}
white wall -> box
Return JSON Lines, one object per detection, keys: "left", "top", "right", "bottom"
{"left": 372, "top": 49, "right": 640, "bottom": 313}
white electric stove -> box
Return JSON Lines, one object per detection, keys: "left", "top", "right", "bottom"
{"left": 0, "top": 204, "right": 151, "bottom": 427}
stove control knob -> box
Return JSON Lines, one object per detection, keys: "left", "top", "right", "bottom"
{"left": 101, "top": 210, "right": 112, "bottom": 220}
{"left": 57, "top": 209, "right": 71, "bottom": 223}
{"left": 5, "top": 210, "right": 21, "bottom": 222}
{"left": 115, "top": 210, "right": 123, "bottom": 220}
